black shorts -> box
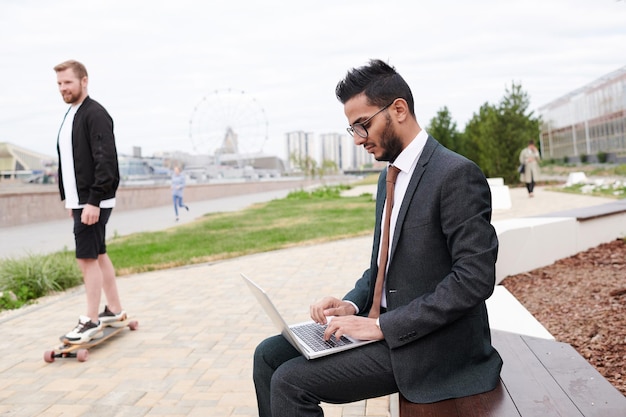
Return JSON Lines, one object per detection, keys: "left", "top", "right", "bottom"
{"left": 72, "top": 208, "right": 113, "bottom": 259}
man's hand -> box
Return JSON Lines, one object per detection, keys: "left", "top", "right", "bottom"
{"left": 324, "top": 315, "right": 384, "bottom": 342}
{"left": 81, "top": 204, "right": 100, "bottom": 225}
{"left": 310, "top": 297, "right": 384, "bottom": 341}
{"left": 309, "top": 296, "right": 356, "bottom": 325}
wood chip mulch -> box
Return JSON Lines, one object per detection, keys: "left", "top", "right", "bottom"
{"left": 501, "top": 238, "right": 626, "bottom": 396}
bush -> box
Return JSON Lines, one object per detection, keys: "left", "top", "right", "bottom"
{"left": 286, "top": 185, "right": 349, "bottom": 200}
{"left": 0, "top": 252, "right": 82, "bottom": 310}
{"left": 0, "top": 290, "right": 20, "bottom": 310}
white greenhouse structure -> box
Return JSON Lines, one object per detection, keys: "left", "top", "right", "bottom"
{"left": 539, "top": 65, "right": 626, "bottom": 163}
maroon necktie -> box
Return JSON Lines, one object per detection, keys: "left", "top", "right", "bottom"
{"left": 369, "top": 165, "right": 401, "bottom": 318}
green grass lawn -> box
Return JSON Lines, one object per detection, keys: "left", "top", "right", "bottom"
{"left": 107, "top": 191, "right": 376, "bottom": 275}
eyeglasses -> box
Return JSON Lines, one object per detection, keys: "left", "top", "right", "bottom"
{"left": 346, "top": 101, "right": 395, "bottom": 138}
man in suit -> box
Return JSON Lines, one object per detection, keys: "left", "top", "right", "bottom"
{"left": 253, "top": 59, "right": 502, "bottom": 417}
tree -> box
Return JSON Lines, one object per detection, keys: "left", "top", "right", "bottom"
{"left": 319, "top": 159, "right": 339, "bottom": 178}
{"left": 462, "top": 83, "right": 540, "bottom": 183}
{"left": 427, "top": 107, "right": 461, "bottom": 152}
{"left": 289, "top": 153, "right": 338, "bottom": 179}
{"left": 463, "top": 102, "right": 499, "bottom": 172}
{"left": 497, "top": 83, "right": 541, "bottom": 183}
{"left": 290, "top": 152, "right": 318, "bottom": 178}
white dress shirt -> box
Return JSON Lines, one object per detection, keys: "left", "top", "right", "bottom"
{"left": 379, "top": 129, "right": 429, "bottom": 307}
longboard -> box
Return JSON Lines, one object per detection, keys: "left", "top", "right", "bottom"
{"left": 44, "top": 319, "right": 138, "bottom": 362}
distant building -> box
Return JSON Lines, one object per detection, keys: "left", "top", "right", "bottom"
{"left": 351, "top": 140, "right": 379, "bottom": 171}
{"left": 148, "top": 148, "right": 285, "bottom": 180}
{"left": 0, "top": 142, "right": 56, "bottom": 182}
{"left": 285, "top": 130, "right": 380, "bottom": 173}
{"left": 319, "top": 133, "right": 346, "bottom": 170}
{"left": 217, "top": 126, "right": 238, "bottom": 155}
{"left": 319, "top": 132, "right": 376, "bottom": 171}
{"left": 285, "top": 131, "right": 315, "bottom": 171}
{"left": 539, "top": 65, "right": 626, "bottom": 163}
{"left": 118, "top": 155, "right": 171, "bottom": 184}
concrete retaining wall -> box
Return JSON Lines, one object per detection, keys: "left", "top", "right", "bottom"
{"left": 0, "top": 178, "right": 320, "bottom": 228}
{"left": 493, "top": 206, "right": 626, "bottom": 285}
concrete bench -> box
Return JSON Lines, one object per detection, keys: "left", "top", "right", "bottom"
{"left": 486, "top": 285, "right": 553, "bottom": 339}
{"left": 542, "top": 199, "right": 626, "bottom": 221}
{"left": 493, "top": 217, "right": 579, "bottom": 284}
{"left": 538, "top": 200, "right": 626, "bottom": 257}
{"left": 487, "top": 177, "right": 512, "bottom": 210}
{"left": 492, "top": 200, "right": 626, "bottom": 285}
{"left": 398, "top": 330, "right": 626, "bottom": 417}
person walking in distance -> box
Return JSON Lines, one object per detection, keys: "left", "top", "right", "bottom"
{"left": 171, "top": 166, "right": 189, "bottom": 221}
{"left": 519, "top": 139, "right": 541, "bottom": 197}
{"left": 54, "top": 59, "right": 127, "bottom": 343}
{"left": 252, "top": 59, "right": 502, "bottom": 416}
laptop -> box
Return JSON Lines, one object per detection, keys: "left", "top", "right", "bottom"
{"left": 242, "top": 273, "right": 376, "bottom": 360}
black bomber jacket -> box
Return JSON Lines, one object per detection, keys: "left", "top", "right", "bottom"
{"left": 57, "top": 96, "right": 120, "bottom": 206}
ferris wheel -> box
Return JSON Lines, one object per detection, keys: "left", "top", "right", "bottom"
{"left": 188, "top": 88, "right": 269, "bottom": 156}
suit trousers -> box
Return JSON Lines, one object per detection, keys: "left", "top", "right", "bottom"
{"left": 253, "top": 335, "right": 398, "bottom": 417}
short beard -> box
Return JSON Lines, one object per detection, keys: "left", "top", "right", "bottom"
{"left": 376, "top": 115, "right": 403, "bottom": 163}
{"left": 63, "top": 92, "right": 80, "bottom": 104}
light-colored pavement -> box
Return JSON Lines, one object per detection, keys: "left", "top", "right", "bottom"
{"left": 0, "top": 185, "right": 617, "bottom": 417}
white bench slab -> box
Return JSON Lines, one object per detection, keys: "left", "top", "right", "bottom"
{"left": 486, "top": 285, "right": 553, "bottom": 340}
{"left": 487, "top": 177, "right": 512, "bottom": 210}
{"left": 493, "top": 217, "right": 578, "bottom": 284}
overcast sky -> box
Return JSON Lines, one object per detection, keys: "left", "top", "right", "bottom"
{"left": 1, "top": 0, "right": 625, "bottom": 160}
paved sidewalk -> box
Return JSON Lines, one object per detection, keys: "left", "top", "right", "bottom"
{"left": 0, "top": 185, "right": 617, "bottom": 416}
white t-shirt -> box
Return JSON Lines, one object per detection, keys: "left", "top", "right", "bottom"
{"left": 58, "top": 104, "right": 115, "bottom": 209}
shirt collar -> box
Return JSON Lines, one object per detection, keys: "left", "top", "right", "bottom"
{"left": 390, "top": 129, "right": 428, "bottom": 174}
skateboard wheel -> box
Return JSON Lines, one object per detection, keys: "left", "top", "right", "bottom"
{"left": 44, "top": 350, "right": 55, "bottom": 363}
{"left": 77, "top": 349, "right": 89, "bottom": 362}
{"left": 129, "top": 320, "right": 139, "bottom": 331}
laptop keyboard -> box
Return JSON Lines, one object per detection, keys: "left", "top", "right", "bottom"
{"left": 290, "top": 323, "right": 353, "bottom": 352}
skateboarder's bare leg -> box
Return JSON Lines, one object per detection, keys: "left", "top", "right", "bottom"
{"left": 98, "top": 253, "right": 122, "bottom": 314}
{"left": 77, "top": 258, "right": 103, "bottom": 324}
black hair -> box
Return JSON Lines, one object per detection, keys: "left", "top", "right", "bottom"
{"left": 335, "top": 59, "right": 415, "bottom": 116}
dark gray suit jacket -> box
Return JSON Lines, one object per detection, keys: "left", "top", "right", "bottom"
{"left": 344, "top": 136, "right": 502, "bottom": 403}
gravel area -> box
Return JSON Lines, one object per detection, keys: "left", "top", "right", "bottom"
{"left": 502, "top": 238, "right": 626, "bottom": 396}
